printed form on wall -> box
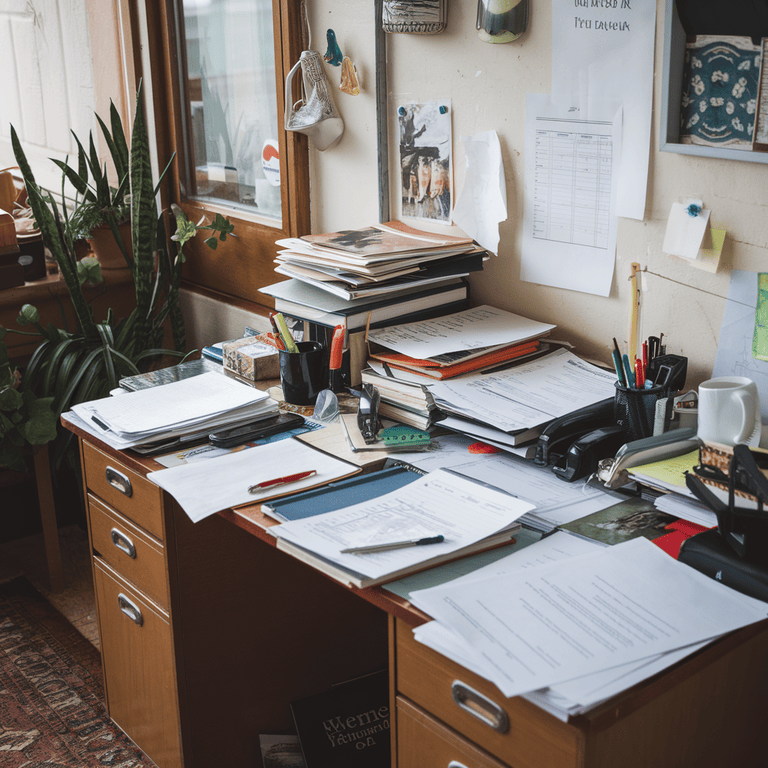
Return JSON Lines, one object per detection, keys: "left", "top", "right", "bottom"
{"left": 521, "top": 95, "right": 620, "bottom": 297}
{"left": 551, "top": 0, "right": 657, "bottom": 221}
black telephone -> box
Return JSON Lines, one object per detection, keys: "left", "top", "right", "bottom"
{"left": 533, "top": 398, "right": 627, "bottom": 483}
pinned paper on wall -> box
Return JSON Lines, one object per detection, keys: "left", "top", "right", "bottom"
{"left": 661, "top": 199, "right": 726, "bottom": 272}
{"left": 452, "top": 130, "right": 507, "bottom": 255}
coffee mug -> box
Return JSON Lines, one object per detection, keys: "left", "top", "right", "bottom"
{"left": 697, "top": 376, "right": 761, "bottom": 446}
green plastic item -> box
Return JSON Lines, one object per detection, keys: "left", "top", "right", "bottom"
{"left": 378, "top": 425, "right": 431, "bottom": 446}
{"left": 753, "top": 273, "right": 768, "bottom": 362}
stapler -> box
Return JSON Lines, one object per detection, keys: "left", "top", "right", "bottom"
{"left": 357, "top": 383, "right": 381, "bottom": 444}
{"left": 551, "top": 425, "right": 627, "bottom": 482}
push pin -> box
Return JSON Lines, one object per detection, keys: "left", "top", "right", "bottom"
{"left": 686, "top": 203, "right": 701, "bottom": 217}
{"left": 439, "top": 105, "right": 448, "bottom": 114}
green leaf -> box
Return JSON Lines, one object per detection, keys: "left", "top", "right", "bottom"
{"left": 17, "top": 304, "right": 40, "bottom": 326}
{"left": 76, "top": 255, "right": 104, "bottom": 287}
{"left": 170, "top": 205, "right": 198, "bottom": 246}
{"left": 204, "top": 236, "right": 218, "bottom": 250}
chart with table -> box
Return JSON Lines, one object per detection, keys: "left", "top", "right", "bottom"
{"left": 531, "top": 120, "right": 613, "bottom": 249}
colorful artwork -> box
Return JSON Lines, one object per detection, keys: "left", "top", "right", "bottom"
{"left": 679, "top": 35, "right": 762, "bottom": 149}
{"left": 399, "top": 100, "right": 452, "bottom": 224}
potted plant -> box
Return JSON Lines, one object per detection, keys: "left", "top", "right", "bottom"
{"left": 53, "top": 103, "right": 133, "bottom": 269}
{"left": 0, "top": 83, "right": 234, "bottom": 472}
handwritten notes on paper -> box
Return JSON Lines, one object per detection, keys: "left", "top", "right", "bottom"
{"left": 551, "top": 0, "right": 657, "bottom": 220}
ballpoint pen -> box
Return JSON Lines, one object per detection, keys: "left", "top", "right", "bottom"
{"left": 248, "top": 470, "right": 316, "bottom": 493}
{"left": 622, "top": 353, "right": 636, "bottom": 389}
{"left": 340, "top": 535, "right": 445, "bottom": 555}
{"left": 612, "top": 349, "right": 627, "bottom": 387}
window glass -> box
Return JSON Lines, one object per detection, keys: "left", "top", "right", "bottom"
{"left": 180, "top": 0, "right": 281, "bottom": 221}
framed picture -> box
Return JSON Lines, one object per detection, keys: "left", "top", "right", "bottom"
{"left": 753, "top": 39, "right": 768, "bottom": 151}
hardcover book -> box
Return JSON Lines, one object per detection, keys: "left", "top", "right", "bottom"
{"left": 291, "top": 670, "right": 390, "bottom": 768}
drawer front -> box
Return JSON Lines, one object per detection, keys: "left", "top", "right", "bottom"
{"left": 83, "top": 441, "right": 164, "bottom": 539}
{"left": 397, "top": 697, "right": 508, "bottom": 768}
{"left": 395, "top": 621, "right": 581, "bottom": 768}
{"left": 89, "top": 494, "right": 168, "bottom": 609}
{"left": 93, "top": 558, "right": 181, "bottom": 768}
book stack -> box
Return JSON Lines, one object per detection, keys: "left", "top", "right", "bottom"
{"left": 273, "top": 220, "right": 485, "bottom": 303}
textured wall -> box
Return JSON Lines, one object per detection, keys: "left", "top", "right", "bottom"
{"left": 306, "top": 0, "right": 768, "bottom": 387}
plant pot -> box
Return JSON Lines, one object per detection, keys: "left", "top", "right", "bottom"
{"left": 87, "top": 222, "right": 131, "bottom": 270}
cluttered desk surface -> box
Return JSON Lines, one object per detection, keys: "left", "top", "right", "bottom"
{"left": 60, "top": 300, "right": 768, "bottom": 727}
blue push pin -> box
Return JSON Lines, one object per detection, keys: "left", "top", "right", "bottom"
{"left": 687, "top": 203, "right": 701, "bottom": 217}
{"left": 439, "top": 105, "right": 448, "bottom": 114}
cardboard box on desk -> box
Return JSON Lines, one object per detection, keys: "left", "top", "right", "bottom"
{"left": 222, "top": 333, "right": 279, "bottom": 381}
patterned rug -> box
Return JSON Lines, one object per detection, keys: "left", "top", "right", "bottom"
{"left": 0, "top": 576, "right": 156, "bottom": 767}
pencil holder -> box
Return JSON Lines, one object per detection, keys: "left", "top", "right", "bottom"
{"left": 614, "top": 383, "right": 663, "bottom": 441}
{"left": 279, "top": 341, "right": 328, "bottom": 406}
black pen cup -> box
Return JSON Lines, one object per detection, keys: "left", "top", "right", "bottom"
{"left": 614, "top": 383, "right": 663, "bottom": 441}
{"left": 279, "top": 341, "right": 328, "bottom": 406}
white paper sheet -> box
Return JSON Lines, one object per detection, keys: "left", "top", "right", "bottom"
{"left": 452, "top": 130, "right": 507, "bottom": 255}
{"left": 431, "top": 349, "right": 617, "bottom": 433}
{"left": 551, "top": 0, "right": 657, "bottom": 220}
{"left": 72, "top": 372, "right": 270, "bottom": 436}
{"left": 147, "top": 438, "right": 358, "bottom": 523}
{"left": 521, "top": 95, "right": 620, "bottom": 297}
{"left": 270, "top": 469, "right": 533, "bottom": 582}
{"left": 662, "top": 202, "right": 711, "bottom": 260}
{"left": 412, "top": 537, "right": 768, "bottom": 698}
{"left": 713, "top": 270, "right": 768, "bottom": 423}
{"left": 366, "top": 304, "right": 554, "bottom": 359}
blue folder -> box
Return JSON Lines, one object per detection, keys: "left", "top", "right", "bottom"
{"left": 263, "top": 465, "right": 421, "bottom": 521}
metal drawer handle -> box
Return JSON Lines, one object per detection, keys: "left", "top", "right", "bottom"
{"left": 451, "top": 680, "right": 509, "bottom": 734}
{"left": 105, "top": 466, "right": 133, "bottom": 497}
{"left": 110, "top": 528, "right": 136, "bottom": 558}
{"left": 117, "top": 593, "right": 143, "bottom": 626}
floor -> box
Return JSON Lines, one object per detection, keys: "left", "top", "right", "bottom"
{"left": 0, "top": 524, "right": 100, "bottom": 647}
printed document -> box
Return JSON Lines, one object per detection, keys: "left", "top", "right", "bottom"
{"left": 270, "top": 469, "right": 533, "bottom": 582}
{"left": 412, "top": 537, "right": 768, "bottom": 698}
{"left": 431, "top": 348, "right": 616, "bottom": 433}
{"left": 147, "top": 438, "right": 359, "bottom": 522}
{"left": 521, "top": 95, "right": 620, "bottom": 297}
{"left": 366, "top": 304, "right": 554, "bottom": 359}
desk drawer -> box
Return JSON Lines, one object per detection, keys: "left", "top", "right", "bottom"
{"left": 93, "top": 558, "right": 181, "bottom": 768}
{"left": 83, "top": 441, "right": 164, "bottom": 539}
{"left": 395, "top": 620, "right": 581, "bottom": 768}
{"left": 397, "top": 697, "right": 508, "bottom": 768}
{"left": 89, "top": 494, "right": 168, "bottom": 609}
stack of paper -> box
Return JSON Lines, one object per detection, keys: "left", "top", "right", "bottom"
{"left": 409, "top": 533, "right": 768, "bottom": 720}
{"left": 424, "top": 347, "right": 616, "bottom": 449}
{"left": 273, "top": 220, "right": 485, "bottom": 302}
{"left": 69, "top": 371, "right": 278, "bottom": 451}
{"left": 269, "top": 469, "right": 534, "bottom": 588}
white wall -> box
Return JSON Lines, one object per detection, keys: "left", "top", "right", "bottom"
{"left": 304, "top": 0, "right": 768, "bottom": 388}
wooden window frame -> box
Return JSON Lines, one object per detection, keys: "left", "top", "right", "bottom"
{"left": 130, "top": 0, "right": 310, "bottom": 312}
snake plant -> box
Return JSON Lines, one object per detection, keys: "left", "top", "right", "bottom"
{"left": 1, "top": 82, "right": 234, "bottom": 470}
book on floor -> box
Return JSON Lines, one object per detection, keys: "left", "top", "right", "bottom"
{"left": 290, "top": 670, "right": 390, "bottom": 768}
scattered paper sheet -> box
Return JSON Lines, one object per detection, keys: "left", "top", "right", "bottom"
{"left": 551, "top": 0, "right": 657, "bottom": 220}
{"left": 413, "top": 537, "right": 768, "bottom": 698}
{"left": 147, "top": 438, "right": 359, "bottom": 522}
{"left": 662, "top": 202, "right": 711, "bottom": 260}
{"left": 430, "top": 348, "right": 616, "bottom": 434}
{"left": 366, "top": 304, "right": 554, "bottom": 359}
{"left": 521, "top": 95, "right": 620, "bottom": 297}
{"left": 270, "top": 469, "right": 533, "bottom": 583}
{"left": 452, "top": 130, "right": 507, "bottom": 255}
{"left": 713, "top": 270, "right": 768, "bottom": 424}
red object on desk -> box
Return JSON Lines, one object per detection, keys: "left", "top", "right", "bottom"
{"left": 653, "top": 519, "right": 711, "bottom": 558}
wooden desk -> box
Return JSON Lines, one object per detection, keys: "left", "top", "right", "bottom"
{"left": 63, "top": 417, "right": 768, "bottom": 768}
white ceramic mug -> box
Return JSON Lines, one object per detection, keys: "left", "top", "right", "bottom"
{"left": 697, "top": 376, "right": 761, "bottom": 446}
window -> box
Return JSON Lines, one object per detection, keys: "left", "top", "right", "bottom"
{"left": 137, "top": 0, "right": 309, "bottom": 305}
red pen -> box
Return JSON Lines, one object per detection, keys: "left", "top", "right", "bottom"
{"left": 635, "top": 358, "right": 645, "bottom": 388}
{"left": 248, "top": 470, "right": 317, "bottom": 493}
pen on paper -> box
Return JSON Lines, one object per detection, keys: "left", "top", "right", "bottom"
{"left": 248, "top": 470, "right": 316, "bottom": 493}
{"left": 340, "top": 535, "right": 445, "bottom": 555}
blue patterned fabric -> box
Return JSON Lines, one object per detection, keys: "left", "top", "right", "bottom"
{"left": 680, "top": 35, "right": 761, "bottom": 148}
